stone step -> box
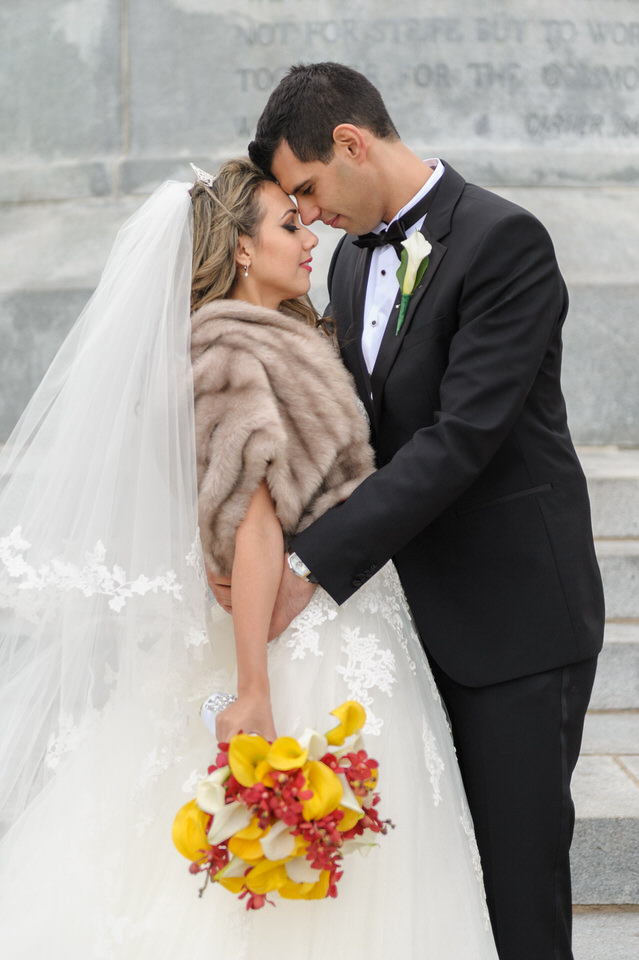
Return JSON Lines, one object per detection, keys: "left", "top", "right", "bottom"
{"left": 570, "top": 447, "right": 639, "bottom": 906}
{"left": 580, "top": 711, "right": 639, "bottom": 759}
{"left": 572, "top": 709, "right": 639, "bottom": 905}
{"left": 573, "top": 908, "right": 639, "bottom": 960}
{"left": 590, "top": 623, "right": 639, "bottom": 711}
{"left": 578, "top": 446, "right": 639, "bottom": 540}
{"left": 595, "top": 540, "right": 639, "bottom": 621}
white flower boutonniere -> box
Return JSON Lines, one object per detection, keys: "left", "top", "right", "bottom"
{"left": 395, "top": 232, "right": 432, "bottom": 335}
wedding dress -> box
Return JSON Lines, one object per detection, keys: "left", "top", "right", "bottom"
{"left": 0, "top": 182, "right": 498, "bottom": 959}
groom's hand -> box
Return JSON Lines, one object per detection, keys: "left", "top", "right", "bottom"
{"left": 268, "top": 557, "right": 316, "bottom": 640}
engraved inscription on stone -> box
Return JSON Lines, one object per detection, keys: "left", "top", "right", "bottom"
{"left": 145, "top": 0, "right": 639, "bottom": 154}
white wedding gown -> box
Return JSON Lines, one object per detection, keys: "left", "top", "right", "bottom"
{"left": 0, "top": 558, "right": 498, "bottom": 960}
{"left": 0, "top": 182, "right": 497, "bottom": 958}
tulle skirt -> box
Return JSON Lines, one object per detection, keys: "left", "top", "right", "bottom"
{"left": 0, "top": 563, "right": 498, "bottom": 959}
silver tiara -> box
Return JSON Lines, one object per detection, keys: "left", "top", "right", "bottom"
{"left": 190, "top": 162, "right": 216, "bottom": 187}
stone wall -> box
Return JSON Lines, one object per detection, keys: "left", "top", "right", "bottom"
{"left": 1, "top": 0, "right": 638, "bottom": 442}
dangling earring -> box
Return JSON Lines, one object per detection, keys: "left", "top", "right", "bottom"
{"left": 244, "top": 263, "right": 249, "bottom": 278}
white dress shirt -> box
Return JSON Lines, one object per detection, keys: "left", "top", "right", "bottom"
{"left": 361, "top": 159, "right": 444, "bottom": 374}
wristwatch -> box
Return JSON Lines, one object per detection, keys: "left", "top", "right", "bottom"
{"left": 287, "top": 552, "right": 318, "bottom": 584}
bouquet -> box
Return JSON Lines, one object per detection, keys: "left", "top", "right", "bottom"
{"left": 172, "top": 701, "right": 392, "bottom": 910}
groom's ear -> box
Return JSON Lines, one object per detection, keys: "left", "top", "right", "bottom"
{"left": 332, "top": 124, "right": 368, "bottom": 163}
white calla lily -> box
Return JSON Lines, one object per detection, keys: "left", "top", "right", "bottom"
{"left": 260, "top": 820, "right": 297, "bottom": 861}
{"left": 341, "top": 836, "right": 378, "bottom": 856}
{"left": 395, "top": 231, "right": 432, "bottom": 335}
{"left": 399, "top": 231, "right": 432, "bottom": 294}
{"left": 285, "top": 856, "right": 324, "bottom": 884}
{"left": 333, "top": 731, "right": 365, "bottom": 760}
{"left": 297, "top": 728, "right": 328, "bottom": 762}
{"left": 215, "top": 855, "right": 251, "bottom": 879}
{"left": 207, "top": 799, "right": 253, "bottom": 846}
{"left": 196, "top": 764, "right": 230, "bottom": 815}
{"left": 336, "top": 773, "right": 364, "bottom": 818}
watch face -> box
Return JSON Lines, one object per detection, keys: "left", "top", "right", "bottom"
{"left": 289, "top": 553, "right": 309, "bottom": 578}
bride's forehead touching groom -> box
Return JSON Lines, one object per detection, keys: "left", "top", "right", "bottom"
{"left": 249, "top": 61, "right": 604, "bottom": 960}
{"left": 252, "top": 74, "right": 430, "bottom": 235}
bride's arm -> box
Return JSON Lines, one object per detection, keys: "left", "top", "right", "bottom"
{"left": 215, "top": 479, "right": 282, "bottom": 743}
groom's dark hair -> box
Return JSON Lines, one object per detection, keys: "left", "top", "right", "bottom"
{"left": 248, "top": 62, "right": 399, "bottom": 174}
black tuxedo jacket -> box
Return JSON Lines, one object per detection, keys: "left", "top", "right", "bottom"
{"left": 291, "top": 163, "right": 604, "bottom": 686}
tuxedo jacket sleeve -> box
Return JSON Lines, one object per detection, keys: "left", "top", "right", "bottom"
{"left": 290, "top": 164, "right": 604, "bottom": 685}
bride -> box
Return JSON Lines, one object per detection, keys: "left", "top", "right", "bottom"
{"left": 0, "top": 159, "right": 498, "bottom": 959}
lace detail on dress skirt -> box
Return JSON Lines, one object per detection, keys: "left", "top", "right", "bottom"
{"left": 460, "top": 799, "right": 492, "bottom": 930}
{"left": 337, "top": 625, "right": 396, "bottom": 736}
{"left": 421, "top": 715, "right": 445, "bottom": 806}
{"left": 284, "top": 589, "right": 338, "bottom": 659}
{"left": 355, "top": 564, "right": 418, "bottom": 675}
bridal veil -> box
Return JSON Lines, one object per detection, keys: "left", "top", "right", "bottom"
{"left": 0, "top": 176, "right": 226, "bottom": 885}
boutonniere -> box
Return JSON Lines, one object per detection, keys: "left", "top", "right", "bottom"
{"left": 395, "top": 231, "right": 432, "bottom": 335}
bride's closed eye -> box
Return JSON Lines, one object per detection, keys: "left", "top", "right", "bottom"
{"left": 283, "top": 221, "right": 300, "bottom": 232}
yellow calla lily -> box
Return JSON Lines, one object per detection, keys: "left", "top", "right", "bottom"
{"left": 303, "top": 869, "right": 332, "bottom": 900}
{"left": 337, "top": 806, "right": 362, "bottom": 832}
{"left": 325, "top": 701, "right": 366, "bottom": 746}
{"left": 172, "top": 799, "right": 211, "bottom": 863}
{"left": 279, "top": 869, "right": 331, "bottom": 900}
{"left": 267, "top": 736, "right": 309, "bottom": 771}
{"left": 228, "top": 734, "right": 271, "bottom": 787}
{"left": 217, "top": 875, "right": 247, "bottom": 894}
{"left": 254, "top": 759, "right": 275, "bottom": 787}
{"left": 244, "top": 858, "right": 290, "bottom": 894}
{"left": 227, "top": 816, "right": 270, "bottom": 862}
{"left": 301, "top": 760, "right": 343, "bottom": 820}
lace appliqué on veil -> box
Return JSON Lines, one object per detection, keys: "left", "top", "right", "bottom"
{"left": 45, "top": 710, "right": 98, "bottom": 770}
{"left": 185, "top": 528, "right": 207, "bottom": 587}
{"left": 0, "top": 526, "right": 184, "bottom": 619}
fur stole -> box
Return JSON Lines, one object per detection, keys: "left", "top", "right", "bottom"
{"left": 191, "top": 299, "right": 375, "bottom": 575}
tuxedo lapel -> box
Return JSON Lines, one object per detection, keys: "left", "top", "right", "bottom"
{"left": 335, "top": 162, "right": 466, "bottom": 427}
{"left": 368, "top": 162, "right": 465, "bottom": 425}
{"left": 370, "top": 231, "right": 446, "bottom": 424}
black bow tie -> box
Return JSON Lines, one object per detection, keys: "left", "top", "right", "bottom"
{"left": 353, "top": 180, "right": 440, "bottom": 256}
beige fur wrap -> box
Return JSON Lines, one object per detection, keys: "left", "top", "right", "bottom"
{"left": 191, "top": 299, "right": 375, "bottom": 575}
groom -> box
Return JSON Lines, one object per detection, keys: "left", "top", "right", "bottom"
{"left": 235, "top": 62, "right": 603, "bottom": 959}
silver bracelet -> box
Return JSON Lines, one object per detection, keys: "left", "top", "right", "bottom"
{"left": 201, "top": 692, "right": 237, "bottom": 734}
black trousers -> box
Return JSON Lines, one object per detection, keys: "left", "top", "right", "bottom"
{"left": 429, "top": 655, "right": 598, "bottom": 960}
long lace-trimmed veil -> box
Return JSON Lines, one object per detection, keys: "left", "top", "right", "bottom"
{"left": 0, "top": 181, "right": 211, "bottom": 835}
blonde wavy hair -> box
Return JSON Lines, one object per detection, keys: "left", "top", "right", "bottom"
{"left": 190, "top": 158, "right": 326, "bottom": 332}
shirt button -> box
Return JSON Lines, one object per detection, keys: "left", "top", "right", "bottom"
{"left": 371, "top": 320, "right": 377, "bottom": 326}
{"left": 381, "top": 269, "right": 386, "bottom": 276}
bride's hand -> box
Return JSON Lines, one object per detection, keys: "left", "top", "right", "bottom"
{"left": 215, "top": 693, "right": 277, "bottom": 743}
